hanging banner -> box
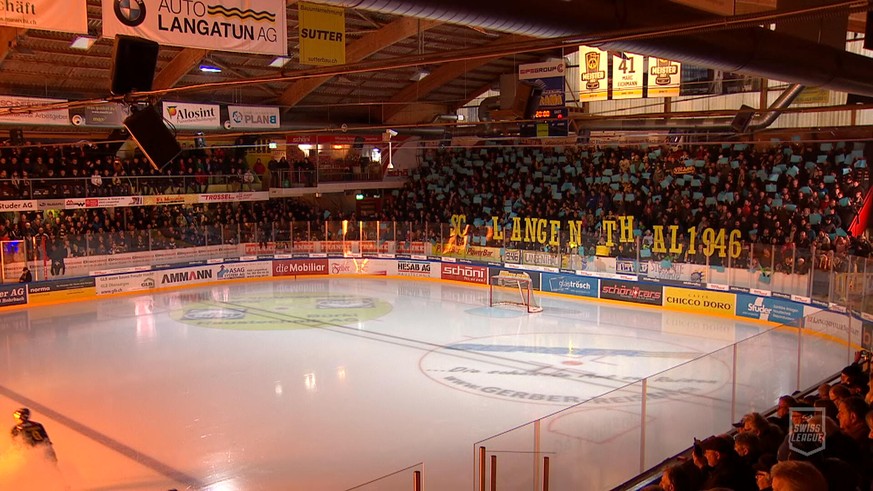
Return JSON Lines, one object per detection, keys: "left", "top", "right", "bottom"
{"left": 611, "top": 52, "right": 644, "bottom": 99}
{"left": 0, "top": 0, "right": 88, "bottom": 33}
{"left": 519, "top": 59, "right": 566, "bottom": 108}
{"left": 101, "top": 0, "right": 288, "bottom": 56}
{"left": 0, "top": 95, "right": 69, "bottom": 126}
{"left": 162, "top": 101, "right": 221, "bottom": 129}
{"left": 227, "top": 105, "right": 280, "bottom": 129}
{"left": 647, "top": 57, "right": 681, "bottom": 98}
{"left": 578, "top": 46, "right": 608, "bottom": 102}
{"left": 298, "top": 2, "right": 345, "bottom": 66}
{"left": 70, "top": 103, "right": 131, "bottom": 128}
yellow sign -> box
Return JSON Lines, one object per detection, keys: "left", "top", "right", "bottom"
{"left": 298, "top": 2, "right": 346, "bottom": 66}
{"left": 579, "top": 46, "right": 608, "bottom": 102}
{"left": 648, "top": 57, "right": 681, "bottom": 98}
{"left": 611, "top": 52, "right": 644, "bottom": 100}
{"left": 453, "top": 213, "right": 746, "bottom": 259}
{"left": 663, "top": 287, "right": 736, "bottom": 315}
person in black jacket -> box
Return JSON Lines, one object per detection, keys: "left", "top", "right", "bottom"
{"left": 699, "top": 434, "right": 756, "bottom": 491}
{"left": 18, "top": 266, "right": 32, "bottom": 283}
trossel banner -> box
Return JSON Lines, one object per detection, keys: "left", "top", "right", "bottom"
{"left": 102, "top": 0, "right": 288, "bottom": 56}
{"left": 0, "top": 0, "right": 88, "bottom": 33}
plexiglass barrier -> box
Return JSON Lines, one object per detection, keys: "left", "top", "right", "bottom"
{"left": 344, "top": 463, "right": 424, "bottom": 491}
{"left": 2, "top": 220, "right": 866, "bottom": 490}
{"left": 473, "top": 310, "right": 856, "bottom": 491}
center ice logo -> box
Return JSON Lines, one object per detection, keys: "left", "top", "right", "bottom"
{"left": 420, "top": 333, "right": 729, "bottom": 407}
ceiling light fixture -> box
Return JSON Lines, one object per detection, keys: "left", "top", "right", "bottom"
{"left": 199, "top": 64, "right": 222, "bottom": 73}
{"left": 70, "top": 36, "right": 97, "bottom": 50}
{"left": 269, "top": 56, "right": 291, "bottom": 68}
{"left": 409, "top": 68, "right": 430, "bottom": 82}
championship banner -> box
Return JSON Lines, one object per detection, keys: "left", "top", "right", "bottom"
{"left": 227, "top": 105, "right": 280, "bottom": 129}
{"left": 647, "top": 57, "right": 681, "bottom": 98}
{"left": 0, "top": 95, "right": 69, "bottom": 126}
{"left": 0, "top": 0, "right": 87, "bottom": 33}
{"left": 578, "top": 46, "right": 608, "bottom": 102}
{"left": 298, "top": 2, "right": 345, "bottom": 66}
{"left": 101, "top": 0, "right": 288, "bottom": 56}
{"left": 162, "top": 101, "right": 221, "bottom": 129}
{"left": 519, "top": 60, "right": 565, "bottom": 108}
{"left": 70, "top": 103, "right": 131, "bottom": 128}
{"left": 611, "top": 52, "right": 644, "bottom": 99}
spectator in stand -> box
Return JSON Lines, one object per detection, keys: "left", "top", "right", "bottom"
{"left": 768, "top": 396, "right": 796, "bottom": 434}
{"left": 18, "top": 266, "right": 31, "bottom": 283}
{"left": 699, "top": 434, "right": 756, "bottom": 490}
{"left": 737, "top": 412, "right": 785, "bottom": 456}
{"left": 837, "top": 396, "right": 870, "bottom": 447}
{"left": 658, "top": 464, "right": 697, "bottom": 491}
{"left": 769, "top": 461, "right": 827, "bottom": 491}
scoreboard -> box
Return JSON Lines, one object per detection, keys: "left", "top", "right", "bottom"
{"left": 520, "top": 107, "right": 569, "bottom": 137}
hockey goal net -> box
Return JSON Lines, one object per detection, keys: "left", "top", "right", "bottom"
{"left": 489, "top": 273, "right": 543, "bottom": 313}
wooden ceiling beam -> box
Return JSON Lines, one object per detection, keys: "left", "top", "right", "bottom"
{"left": 152, "top": 48, "right": 209, "bottom": 90}
{"left": 0, "top": 27, "right": 24, "bottom": 64}
{"left": 278, "top": 17, "right": 441, "bottom": 107}
{"left": 382, "top": 34, "right": 527, "bottom": 122}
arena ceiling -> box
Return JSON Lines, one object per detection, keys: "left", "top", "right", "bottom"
{"left": 0, "top": 0, "right": 869, "bottom": 136}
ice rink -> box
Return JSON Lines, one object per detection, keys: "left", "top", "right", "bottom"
{"left": 0, "top": 277, "right": 844, "bottom": 490}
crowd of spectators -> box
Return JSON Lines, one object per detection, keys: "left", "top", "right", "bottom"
{"left": 0, "top": 200, "right": 326, "bottom": 269}
{"left": 0, "top": 141, "right": 333, "bottom": 198}
{"left": 0, "top": 141, "right": 871, "bottom": 274}
{"left": 383, "top": 142, "right": 872, "bottom": 266}
{"left": 648, "top": 352, "right": 873, "bottom": 491}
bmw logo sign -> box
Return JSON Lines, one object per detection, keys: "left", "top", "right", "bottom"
{"left": 115, "top": 0, "right": 146, "bottom": 27}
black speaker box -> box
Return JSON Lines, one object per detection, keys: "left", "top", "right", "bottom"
{"left": 123, "top": 106, "right": 182, "bottom": 170}
{"left": 110, "top": 35, "right": 160, "bottom": 95}
{"left": 730, "top": 104, "right": 756, "bottom": 133}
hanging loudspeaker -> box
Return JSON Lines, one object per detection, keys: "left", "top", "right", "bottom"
{"left": 122, "top": 106, "right": 182, "bottom": 171}
{"left": 110, "top": 35, "right": 160, "bottom": 95}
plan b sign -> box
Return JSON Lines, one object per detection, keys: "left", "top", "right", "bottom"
{"left": 227, "top": 105, "right": 280, "bottom": 129}
{"left": 102, "top": 0, "right": 288, "bottom": 56}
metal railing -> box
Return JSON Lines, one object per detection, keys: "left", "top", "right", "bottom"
{"left": 0, "top": 174, "right": 266, "bottom": 198}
